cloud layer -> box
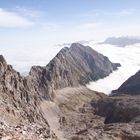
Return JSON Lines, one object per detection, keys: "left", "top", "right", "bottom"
{"left": 0, "top": 8, "right": 33, "bottom": 28}
{"left": 87, "top": 42, "right": 140, "bottom": 94}
{"left": 81, "top": 9, "right": 137, "bottom": 17}
{"left": 79, "top": 22, "right": 102, "bottom": 29}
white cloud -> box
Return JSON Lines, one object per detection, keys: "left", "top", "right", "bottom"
{"left": 112, "top": 9, "right": 136, "bottom": 16}
{"left": 81, "top": 9, "right": 102, "bottom": 17}
{"left": 81, "top": 9, "right": 137, "bottom": 17}
{"left": 14, "top": 6, "right": 42, "bottom": 18}
{"left": 0, "top": 8, "right": 34, "bottom": 28}
{"left": 79, "top": 22, "right": 102, "bottom": 29}
{"left": 1, "top": 45, "right": 56, "bottom": 74}
{"left": 87, "top": 42, "right": 140, "bottom": 94}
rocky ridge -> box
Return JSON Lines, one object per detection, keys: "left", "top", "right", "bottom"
{"left": 0, "top": 55, "right": 57, "bottom": 139}
{"left": 29, "top": 43, "right": 120, "bottom": 100}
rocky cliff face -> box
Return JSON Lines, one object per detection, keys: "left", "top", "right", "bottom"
{"left": 0, "top": 55, "right": 57, "bottom": 139}
{"left": 0, "top": 55, "right": 44, "bottom": 124}
{"left": 112, "top": 70, "right": 140, "bottom": 95}
{"left": 29, "top": 43, "right": 120, "bottom": 99}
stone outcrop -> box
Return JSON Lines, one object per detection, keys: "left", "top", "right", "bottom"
{"left": 0, "top": 55, "right": 56, "bottom": 139}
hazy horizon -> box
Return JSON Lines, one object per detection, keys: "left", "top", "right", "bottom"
{"left": 1, "top": 0, "right": 140, "bottom": 46}
{"left": 1, "top": 0, "right": 140, "bottom": 93}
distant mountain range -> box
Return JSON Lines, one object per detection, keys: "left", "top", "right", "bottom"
{"left": 101, "top": 36, "right": 140, "bottom": 47}
{"left": 57, "top": 36, "right": 140, "bottom": 48}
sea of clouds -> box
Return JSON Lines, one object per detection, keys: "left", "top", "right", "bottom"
{"left": 86, "top": 41, "right": 140, "bottom": 94}
{"left": 1, "top": 41, "right": 140, "bottom": 94}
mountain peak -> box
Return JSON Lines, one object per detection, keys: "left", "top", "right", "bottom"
{"left": 29, "top": 43, "right": 120, "bottom": 100}
{"left": 70, "top": 43, "right": 88, "bottom": 50}
{"left": 71, "top": 42, "right": 83, "bottom": 47}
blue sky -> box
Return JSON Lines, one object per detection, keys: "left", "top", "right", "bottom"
{"left": 1, "top": 0, "right": 140, "bottom": 48}
{"left": 0, "top": 0, "right": 140, "bottom": 73}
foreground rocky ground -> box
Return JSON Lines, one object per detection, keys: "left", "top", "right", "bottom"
{"left": 0, "top": 86, "right": 140, "bottom": 140}
{"left": 0, "top": 122, "right": 57, "bottom": 140}
{"left": 55, "top": 87, "right": 140, "bottom": 140}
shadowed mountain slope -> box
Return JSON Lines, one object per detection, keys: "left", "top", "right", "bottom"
{"left": 112, "top": 70, "right": 140, "bottom": 95}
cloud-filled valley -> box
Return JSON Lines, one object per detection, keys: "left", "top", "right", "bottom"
{"left": 87, "top": 42, "right": 140, "bottom": 94}
{"left": 1, "top": 39, "right": 140, "bottom": 94}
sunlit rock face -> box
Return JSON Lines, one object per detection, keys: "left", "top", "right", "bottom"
{"left": 0, "top": 55, "right": 54, "bottom": 139}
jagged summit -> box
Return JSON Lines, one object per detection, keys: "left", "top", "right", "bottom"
{"left": 70, "top": 42, "right": 86, "bottom": 49}
{"left": 55, "top": 46, "right": 69, "bottom": 57}
{"left": 29, "top": 43, "right": 120, "bottom": 99}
